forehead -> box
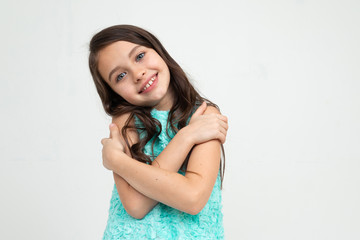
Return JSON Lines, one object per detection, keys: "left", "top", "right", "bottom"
{"left": 97, "top": 41, "right": 139, "bottom": 77}
{"left": 98, "top": 41, "right": 138, "bottom": 61}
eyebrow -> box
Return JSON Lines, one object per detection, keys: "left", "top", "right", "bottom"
{"left": 128, "top": 45, "right": 141, "bottom": 58}
{"left": 108, "top": 45, "right": 141, "bottom": 82}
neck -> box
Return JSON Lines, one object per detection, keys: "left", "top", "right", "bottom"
{"left": 153, "top": 86, "right": 175, "bottom": 111}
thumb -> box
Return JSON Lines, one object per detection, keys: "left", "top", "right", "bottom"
{"left": 192, "top": 102, "right": 207, "bottom": 118}
{"left": 109, "top": 123, "right": 121, "bottom": 140}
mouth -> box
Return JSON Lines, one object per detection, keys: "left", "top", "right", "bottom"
{"left": 139, "top": 74, "right": 157, "bottom": 93}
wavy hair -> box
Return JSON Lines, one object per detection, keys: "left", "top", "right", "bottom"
{"left": 89, "top": 25, "right": 224, "bottom": 185}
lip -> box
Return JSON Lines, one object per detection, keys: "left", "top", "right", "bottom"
{"left": 139, "top": 73, "right": 158, "bottom": 94}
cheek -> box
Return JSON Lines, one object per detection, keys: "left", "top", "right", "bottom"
{"left": 112, "top": 83, "right": 132, "bottom": 99}
{"left": 145, "top": 58, "right": 158, "bottom": 68}
{"left": 146, "top": 53, "right": 164, "bottom": 67}
{"left": 117, "top": 91, "right": 136, "bottom": 104}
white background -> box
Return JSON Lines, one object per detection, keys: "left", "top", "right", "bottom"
{"left": 1, "top": 0, "right": 359, "bottom": 239}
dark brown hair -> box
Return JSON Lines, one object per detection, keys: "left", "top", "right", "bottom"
{"left": 89, "top": 25, "right": 224, "bottom": 185}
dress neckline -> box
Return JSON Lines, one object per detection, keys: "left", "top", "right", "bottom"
{"left": 151, "top": 108, "right": 170, "bottom": 113}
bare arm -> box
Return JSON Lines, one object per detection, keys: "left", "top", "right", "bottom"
{"left": 110, "top": 113, "right": 196, "bottom": 219}
{"left": 109, "top": 114, "right": 155, "bottom": 220}
{"left": 103, "top": 106, "right": 226, "bottom": 216}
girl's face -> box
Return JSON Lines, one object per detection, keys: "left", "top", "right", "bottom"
{"left": 97, "top": 41, "right": 173, "bottom": 110}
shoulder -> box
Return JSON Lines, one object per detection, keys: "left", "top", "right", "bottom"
{"left": 111, "top": 113, "right": 139, "bottom": 148}
{"left": 112, "top": 113, "right": 133, "bottom": 128}
{"left": 204, "top": 105, "right": 221, "bottom": 115}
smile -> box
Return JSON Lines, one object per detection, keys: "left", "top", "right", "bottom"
{"left": 140, "top": 74, "right": 157, "bottom": 93}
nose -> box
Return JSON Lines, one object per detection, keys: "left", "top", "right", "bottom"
{"left": 133, "top": 66, "right": 146, "bottom": 83}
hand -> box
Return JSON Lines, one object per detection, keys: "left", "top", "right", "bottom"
{"left": 101, "top": 123, "right": 125, "bottom": 170}
{"left": 185, "top": 102, "right": 229, "bottom": 145}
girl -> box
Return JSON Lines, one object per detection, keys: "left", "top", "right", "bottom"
{"left": 89, "top": 25, "right": 228, "bottom": 239}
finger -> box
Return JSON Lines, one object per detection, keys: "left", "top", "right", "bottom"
{"left": 192, "top": 102, "right": 207, "bottom": 118}
{"left": 217, "top": 131, "right": 226, "bottom": 144}
{"left": 109, "top": 123, "right": 120, "bottom": 140}
{"left": 101, "top": 138, "right": 108, "bottom": 145}
{"left": 216, "top": 120, "right": 228, "bottom": 140}
{"left": 221, "top": 134, "right": 226, "bottom": 144}
{"left": 219, "top": 125, "right": 228, "bottom": 138}
{"left": 218, "top": 119, "right": 229, "bottom": 131}
{"left": 217, "top": 114, "right": 228, "bottom": 123}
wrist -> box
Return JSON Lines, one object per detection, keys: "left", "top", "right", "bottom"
{"left": 110, "top": 150, "right": 127, "bottom": 173}
{"left": 178, "top": 126, "right": 195, "bottom": 147}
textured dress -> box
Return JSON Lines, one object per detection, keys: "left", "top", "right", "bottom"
{"left": 103, "top": 109, "right": 224, "bottom": 239}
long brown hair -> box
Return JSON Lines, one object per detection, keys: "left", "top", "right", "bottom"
{"left": 89, "top": 25, "right": 224, "bottom": 185}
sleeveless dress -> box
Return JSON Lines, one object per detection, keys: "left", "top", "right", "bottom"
{"left": 103, "top": 109, "right": 224, "bottom": 239}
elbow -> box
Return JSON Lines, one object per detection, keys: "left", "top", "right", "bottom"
{"left": 130, "top": 212, "right": 147, "bottom": 220}
{"left": 187, "top": 206, "right": 204, "bottom": 216}
{"left": 123, "top": 201, "right": 150, "bottom": 220}
{"left": 125, "top": 209, "right": 147, "bottom": 220}
{"left": 124, "top": 205, "right": 147, "bottom": 220}
{"left": 184, "top": 190, "right": 206, "bottom": 215}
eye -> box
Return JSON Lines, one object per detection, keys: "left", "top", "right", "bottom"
{"left": 136, "top": 52, "right": 145, "bottom": 62}
{"left": 116, "top": 72, "right": 126, "bottom": 82}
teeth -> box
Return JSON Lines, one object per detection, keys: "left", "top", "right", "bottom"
{"left": 142, "top": 76, "right": 156, "bottom": 91}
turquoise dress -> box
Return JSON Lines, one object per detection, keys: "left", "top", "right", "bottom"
{"left": 103, "top": 109, "right": 224, "bottom": 239}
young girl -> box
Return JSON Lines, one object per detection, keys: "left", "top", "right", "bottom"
{"left": 89, "top": 25, "right": 228, "bottom": 239}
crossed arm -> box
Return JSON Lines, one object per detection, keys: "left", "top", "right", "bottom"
{"left": 101, "top": 103, "right": 228, "bottom": 219}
